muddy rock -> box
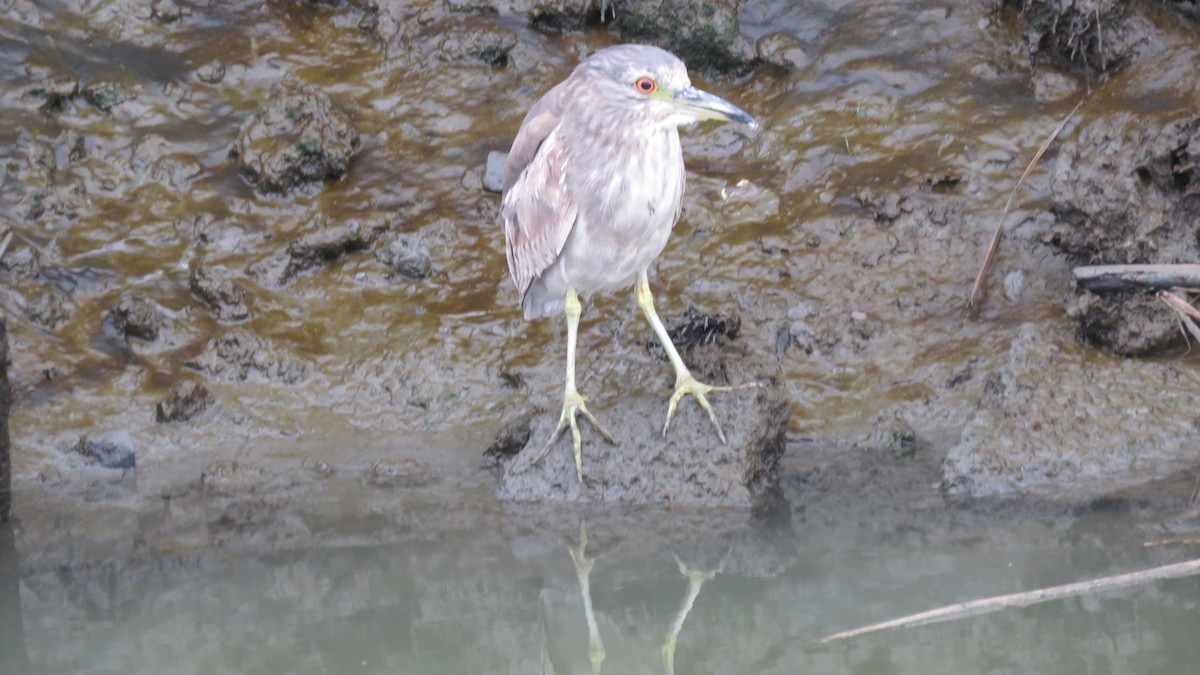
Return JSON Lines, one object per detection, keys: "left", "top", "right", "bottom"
{"left": 614, "top": 0, "right": 754, "bottom": 72}
{"left": 1066, "top": 290, "right": 1181, "bottom": 356}
{"left": 24, "top": 289, "right": 71, "bottom": 330}
{"left": 498, "top": 381, "right": 788, "bottom": 506}
{"left": 249, "top": 218, "right": 386, "bottom": 286}
{"left": 81, "top": 82, "right": 126, "bottom": 112}
{"left": 942, "top": 324, "right": 1200, "bottom": 501}
{"left": 24, "top": 74, "right": 78, "bottom": 112}
{"left": 374, "top": 233, "right": 432, "bottom": 280}
{"left": 484, "top": 414, "right": 533, "bottom": 461}
{"left": 150, "top": 0, "right": 185, "bottom": 23}
{"left": 1007, "top": 0, "right": 1152, "bottom": 77}
{"left": 755, "top": 32, "right": 809, "bottom": 70}
{"left": 70, "top": 433, "right": 136, "bottom": 471}
{"left": 231, "top": 79, "right": 360, "bottom": 194}
{"left": 364, "top": 3, "right": 520, "bottom": 65}
{"left": 103, "top": 296, "right": 166, "bottom": 341}
{"left": 1048, "top": 113, "right": 1200, "bottom": 355}
{"left": 185, "top": 329, "right": 308, "bottom": 384}
{"left": 482, "top": 150, "right": 506, "bottom": 194}
{"left": 189, "top": 266, "right": 250, "bottom": 322}
{"left": 365, "top": 458, "right": 428, "bottom": 488}
{"left": 156, "top": 380, "right": 215, "bottom": 423}
{"left": 0, "top": 320, "right": 10, "bottom": 522}
{"left": 195, "top": 60, "right": 225, "bottom": 85}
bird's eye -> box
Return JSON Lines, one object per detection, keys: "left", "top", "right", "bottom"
{"left": 635, "top": 77, "right": 656, "bottom": 94}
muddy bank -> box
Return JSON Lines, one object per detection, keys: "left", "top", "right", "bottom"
{"left": 0, "top": 0, "right": 1197, "bottom": 527}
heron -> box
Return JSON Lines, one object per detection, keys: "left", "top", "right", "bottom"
{"left": 501, "top": 44, "right": 758, "bottom": 480}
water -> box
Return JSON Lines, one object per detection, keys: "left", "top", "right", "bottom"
{"left": 4, "top": 500, "right": 1200, "bottom": 674}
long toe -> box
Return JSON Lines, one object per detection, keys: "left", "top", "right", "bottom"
{"left": 543, "top": 390, "right": 616, "bottom": 481}
{"left": 663, "top": 372, "right": 729, "bottom": 443}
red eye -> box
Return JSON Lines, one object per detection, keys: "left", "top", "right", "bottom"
{"left": 635, "top": 77, "right": 656, "bottom": 94}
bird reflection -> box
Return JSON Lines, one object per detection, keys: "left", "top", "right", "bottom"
{"left": 538, "top": 522, "right": 722, "bottom": 674}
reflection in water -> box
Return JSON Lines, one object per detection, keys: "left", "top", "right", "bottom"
{"left": 5, "top": 503, "right": 1200, "bottom": 673}
{"left": 541, "top": 522, "right": 722, "bottom": 675}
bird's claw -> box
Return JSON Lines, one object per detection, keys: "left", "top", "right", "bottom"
{"left": 545, "top": 387, "right": 615, "bottom": 480}
{"left": 662, "top": 371, "right": 729, "bottom": 443}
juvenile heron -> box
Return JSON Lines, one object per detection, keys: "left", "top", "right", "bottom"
{"left": 502, "top": 44, "right": 758, "bottom": 480}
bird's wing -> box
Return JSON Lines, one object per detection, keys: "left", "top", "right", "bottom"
{"left": 501, "top": 111, "right": 577, "bottom": 306}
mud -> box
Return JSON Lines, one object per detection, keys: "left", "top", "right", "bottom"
{"left": 0, "top": 0, "right": 1198, "bottom": 543}
{"left": 1049, "top": 112, "right": 1200, "bottom": 355}
{"left": 499, "top": 382, "right": 788, "bottom": 506}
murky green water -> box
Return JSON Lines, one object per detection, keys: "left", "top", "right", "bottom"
{"left": 4, "top": 504, "right": 1200, "bottom": 674}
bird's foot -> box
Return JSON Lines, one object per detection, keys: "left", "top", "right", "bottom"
{"left": 532, "top": 386, "right": 615, "bottom": 481}
{"left": 663, "top": 371, "right": 759, "bottom": 443}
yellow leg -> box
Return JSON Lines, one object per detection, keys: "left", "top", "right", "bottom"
{"left": 567, "top": 523, "right": 606, "bottom": 674}
{"left": 635, "top": 271, "right": 728, "bottom": 443}
{"left": 535, "top": 287, "right": 615, "bottom": 481}
{"left": 661, "top": 555, "right": 720, "bottom": 675}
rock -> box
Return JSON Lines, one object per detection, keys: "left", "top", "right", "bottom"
{"left": 942, "top": 324, "right": 1200, "bottom": 500}
{"left": 248, "top": 218, "right": 386, "bottom": 286}
{"left": 756, "top": 32, "right": 809, "bottom": 69}
{"left": 498, "top": 382, "right": 788, "bottom": 506}
{"left": 195, "top": 60, "right": 225, "bottom": 85}
{"left": 374, "top": 233, "right": 432, "bottom": 280}
{"left": 189, "top": 266, "right": 250, "bottom": 322}
{"left": 1010, "top": 0, "right": 1152, "bottom": 77}
{"left": 0, "top": 320, "right": 10, "bottom": 522}
{"left": 365, "top": 458, "right": 428, "bottom": 487}
{"left": 24, "top": 290, "right": 71, "bottom": 330}
{"left": 614, "top": 0, "right": 755, "bottom": 73}
{"left": 103, "top": 296, "right": 166, "bottom": 341}
{"left": 81, "top": 82, "right": 125, "bottom": 112}
{"left": 1003, "top": 270, "right": 1025, "bottom": 301}
{"left": 415, "top": 15, "right": 517, "bottom": 66}
{"left": 156, "top": 380, "right": 214, "bottom": 423}
{"left": 1047, "top": 113, "right": 1200, "bottom": 355}
{"left": 185, "top": 329, "right": 308, "bottom": 384}
{"left": 1066, "top": 291, "right": 1180, "bottom": 356}
{"left": 24, "top": 74, "right": 78, "bottom": 112}
{"left": 231, "top": 79, "right": 360, "bottom": 194}
{"left": 70, "top": 433, "right": 136, "bottom": 470}
{"left": 482, "top": 150, "right": 506, "bottom": 193}
{"left": 150, "top": 0, "right": 184, "bottom": 22}
{"left": 367, "top": 3, "right": 520, "bottom": 65}
{"left": 483, "top": 414, "right": 533, "bottom": 460}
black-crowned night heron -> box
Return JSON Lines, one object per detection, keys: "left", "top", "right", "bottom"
{"left": 502, "top": 44, "right": 758, "bottom": 480}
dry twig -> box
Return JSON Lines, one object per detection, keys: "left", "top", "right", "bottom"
{"left": 969, "top": 97, "right": 1086, "bottom": 310}
{"left": 1075, "top": 264, "right": 1200, "bottom": 293}
{"left": 1144, "top": 538, "right": 1200, "bottom": 548}
{"left": 819, "top": 557, "right": 1200, "bottom": 644}
{"left": 1158, "top": 290, "right": 1200, "bottom": 344}
{"left": 0, "top": 227, "right": 12, "bottom": 263}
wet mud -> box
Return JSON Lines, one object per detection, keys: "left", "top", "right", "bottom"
{"left": 0, "top": 0, "right": 1198, "bottom": 554}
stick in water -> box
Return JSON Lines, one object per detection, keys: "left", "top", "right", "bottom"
{"left": 819, "top": 558, "right": 1200, "bottom": 644}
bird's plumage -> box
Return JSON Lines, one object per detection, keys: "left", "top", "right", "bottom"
{"left": 502, "top": 44, "right": 694, "bottom": 320}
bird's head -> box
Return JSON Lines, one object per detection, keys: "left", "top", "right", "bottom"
{"left": 579, "top": 44, "right": 759, "bottom": 131}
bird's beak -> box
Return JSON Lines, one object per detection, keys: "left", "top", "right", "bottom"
{"left": 671, "top": 86, "right": 759, "bottom": 129}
